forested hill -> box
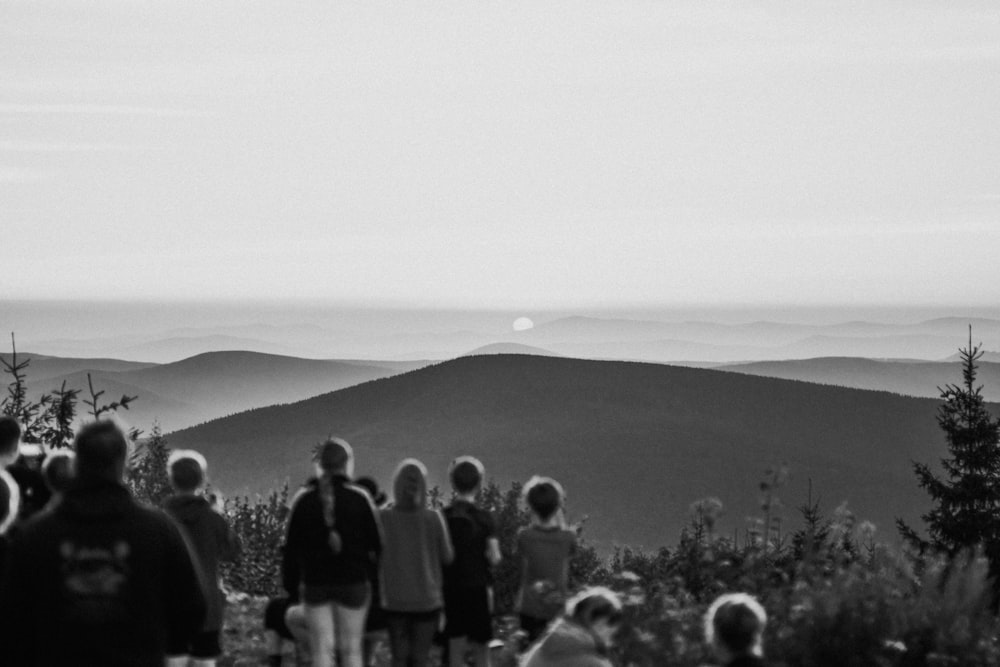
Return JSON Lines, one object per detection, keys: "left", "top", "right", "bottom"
{"left": 169, "top": 354, "right": 986, "bottom": 550}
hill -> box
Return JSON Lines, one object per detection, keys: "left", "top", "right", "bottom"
{"left": 168, "top": 355, "right": 976, "bottom": 551}
{"left": 461, "top": 343, "right": 560, "bottom": 357}
{"left": 1, "top": 352, "right": 156, "bottom": 386}
{"left": 37, "top": 351, "right": 424, "bottom": 431}
{"left": 719, "top": 358, "right": 1000, "bottom": 401}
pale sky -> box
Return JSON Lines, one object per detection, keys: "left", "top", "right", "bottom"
{"left": 2, "top": 1, "right": 999, "bottom": 308}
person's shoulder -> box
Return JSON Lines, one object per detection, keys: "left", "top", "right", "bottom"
{"left": 342, "top": 481, "right": 375, "bottom": 505}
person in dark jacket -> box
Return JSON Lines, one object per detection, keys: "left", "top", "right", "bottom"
{"left": 1, "top": 418, "right": 50, "bottom": 524}
{"left": 164, "top": 449, "right": 242, "bottom": 667}
{"left": 704, "top": 593, "right": 768, "bottom": 667}
{"left": 283, "top": 437, "right": 383, "bottom": 667}
{"left": 0, "top": 420, "right": 207, "bottom": 667}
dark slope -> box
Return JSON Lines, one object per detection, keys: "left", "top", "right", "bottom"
{"left": 720, "top": 358, "right": 1000, "bottom": 401}
{"left": 169, "top": 355, "right": 972, "bottom": 550}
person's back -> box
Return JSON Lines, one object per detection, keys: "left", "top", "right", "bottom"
{"left": 380, "top": 459, "right": 454, "bottom": 667}
{"left": 516, "top": 477, "right": 575, "bottom": 642}
{"left": 163, "top": 450, "right": 241, "bottom": 666}
{"left": 0, "top": 421, "right": 206, "bottom": 667}
{"left": 704, "top": 593, "right": 768, "bottom": 667}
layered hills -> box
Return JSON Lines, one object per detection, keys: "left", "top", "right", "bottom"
{"left": 168, "top": 354, "right": 975, "bottom": 551}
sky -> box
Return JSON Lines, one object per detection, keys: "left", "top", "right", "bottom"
{"left": 2, "top": 1, "right": 999, "bottom": 309}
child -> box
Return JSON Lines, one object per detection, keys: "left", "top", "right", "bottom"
{"left": 442, "top": 456, "right": 501, "bottom": 667}
{"left": 380, "top": 459, "right": 454, "bottom": 667}
{"left": 520, "top": 587, "right": 622, "bottom": 667}
{"left": 164, "top": 450, "right": 242, "bottom": 667}
{"left": 704, "top": 593, "right": 768, "bottom": 667}
{"left": 41, "top": 449, "right": 75, "bottom": 507}
{"left": 516, "top": 476, "right": 576, "bottom": 644}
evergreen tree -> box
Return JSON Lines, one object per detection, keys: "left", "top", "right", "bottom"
{"left": 898, "top": 331, "right": 1000, "bottom": 561}
{"left": 128, "top": 423, "right": 173, "bottom": 506}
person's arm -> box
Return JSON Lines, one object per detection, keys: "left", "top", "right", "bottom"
{"left": 281, "top": 495, "right": 307, "bottom": 597}
{"left": 484, "top": 512, "right": 502, "bottom": 567}
{"left": 436, "top": 510, "right": 454, "bottom": 566}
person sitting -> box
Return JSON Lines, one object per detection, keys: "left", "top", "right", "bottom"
{"left": 704, "top": 593, "right": 768, "bottom": 667}
{"left": 520, "top": 587, "right": 622, "bottom": 667}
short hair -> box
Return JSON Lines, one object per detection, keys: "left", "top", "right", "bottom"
{"left": 74, "top": 420, "right": 128, "bottom": 482}
{"left": 315, "top": 437, "right": 354, "bottom": 476}
{"left": 524, "top": 476, "right": 564, "bottom": 520}
{"left": 42, "top": 450, "right": 75, "bottom": 494}
{"left": 705, "top": 593, "right": 767, "bottom": 656}
{"left": 0, "top": 468, "right": 21, "bottom": 535}
{"left": 567, "top": 587, "right": 623, "bottom": 628}
{"left": 355, "top": 476, "right": 387, "bottom": 507}
{"left": 0, "top": 416, "right": 21, "bottom": 459}
{"left": 449, "top": 456, "right": 484, "bottom": 494}
{"left": 167, "top": 449, "right": 207, "bottom": 492}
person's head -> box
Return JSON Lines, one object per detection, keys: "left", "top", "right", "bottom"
{"left": 73, "top": 420, "right": 129, "bottom": 484}
{"left": 392, "top": 458, "right": 428, "bottom": 511}
{"left": 567, "top": 587, "right": 623, "bottom": 647}
{"left": 355, "top": 476, "right": 388, "bottom": 507}
{"left": 523, "top": 475, "right": 565, "bottom": 522}
{"left": 314, "top": 437, "right": 354, "bottom": 479}
{"left": 449, "top": 456, "right": 485, "bottom": 495}
{"left": 705, "top": 593, "right": 767, "bottom": 660}
{"left": 0, "top": 468, "right": 21, "bottom": 535}
{"left": 167, "top": 449, "right": 208, "bottom": 493}
{"left": 41, "top": 450, "right": 76, "bottom": 495}
{"left": 0, "top": 416, "right": 21, "bottom": 467}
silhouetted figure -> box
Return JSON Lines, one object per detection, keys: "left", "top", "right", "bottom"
{"left": 704, "top": 593, "right": 768, "bottom": 667}
{"left": 0, "top": 416, "right": 50, "bottom": 524}
{"left": 40, "top": 449, "right": 75, "bottom": 508}
{"left": 355, "top": 475, "right": 390, "bottom": 667}
{"left": 283, "top": 438, "right": 382, "bottom": 667}
{"left": 0, "top": 420, "right": 207, "bottom": 666}
{"left": 521, "top": 587, "right": 622, "bottom": 667}
{"left": 0, "top": 467, "right": 20, "bottom": 574}
{"left": 380, "top": 459, "right": 454, "bottom": 667}
{"left": 164, "top": 449, "right": 242, "bottom": 667}
{"left": 516, "top": 476, "right": 575, "bottom": 643}
{"left": 443, "top": 456, "right": 501, "bottom": 667}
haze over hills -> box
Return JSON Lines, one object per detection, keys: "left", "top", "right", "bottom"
{"left": 718, "top": 358, "right": 1000, "bottom": 402}
{"left": 23, "top": 351, "right": 430, "bottom": 432}
{"left": 167, "top": 354, "right": 980, "bottom": 551}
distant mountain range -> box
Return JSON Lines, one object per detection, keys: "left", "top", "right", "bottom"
{"left": 718, "top": 358, "right": 1000, "bottom": 401}
{"left": 22, "top": 315, "right": 1000, "bottom": 363}
{"left": 13, "top": 351, "right": 427, "bottom": 431}
{"left": 168, "top": 354, "right": 982, "bottom": 551}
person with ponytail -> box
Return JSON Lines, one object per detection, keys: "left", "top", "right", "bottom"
{"left": 379, "top": 459, "right": 454, "bottom": 667}
{"left": 283, "top": 438, "right": 383, "bottom": 667}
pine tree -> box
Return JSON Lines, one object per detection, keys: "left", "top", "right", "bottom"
{"left": 127, "top": 423, "right": 173, "bottom": 507}
{"left": 898, "top": 329, "right": 1000, "bottom": 561}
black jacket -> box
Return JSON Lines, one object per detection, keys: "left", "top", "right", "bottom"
{"left": 0, "top": 479, "right": 207, "bottom": 667}
{"left": 164, "top": 494, "right": 241, "bottom": 631}
{"left": 282, "top": 476, "right": 382, "bottom": 592}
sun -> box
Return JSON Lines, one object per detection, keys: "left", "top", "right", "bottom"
{"left": 512, "top": 317, "right": 534, "bottom": 332}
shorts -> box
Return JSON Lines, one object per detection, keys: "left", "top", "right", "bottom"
{"left": 444, "top": 586, "right": 493, "bottom": 643}
{"left": 303, "top": 581, "right": 370, "bottom": 609}
{"left": 173, "top": 630, "right": 222, "bottom": 659}
{"left": 265, "top": 597, "right": 296, "bottom": 641}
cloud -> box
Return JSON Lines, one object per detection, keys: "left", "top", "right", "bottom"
{"left": 0, "top": 166, "right": 52, "bottom": 183}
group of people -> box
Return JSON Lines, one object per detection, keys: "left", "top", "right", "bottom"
{"left": 0, "top": 415, "right": 769, "bottom": 667}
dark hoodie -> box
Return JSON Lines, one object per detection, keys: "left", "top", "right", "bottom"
{"left": 283, "top": 475, "right": 383, "bottom": 593}
{"left": 164, "top": 493, "right": 241, "bottom": 631}
{"left": 520, "top": 618, "right": 614, "bottom": 667}
{"left": 0, "top": 479, "right": 206, "bottom": 667}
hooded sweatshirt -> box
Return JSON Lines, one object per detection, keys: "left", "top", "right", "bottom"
{"left": 520, "top": 618, "right": 614, "bottom": 667}
{"left": 0, "top": 479, "right": 206, "bottom": 667}
{"left": 163, "top": 493, "right": 241, "bottom": 631}
{"left": 379, "top": 463, "right": 454, "bottom": 612}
